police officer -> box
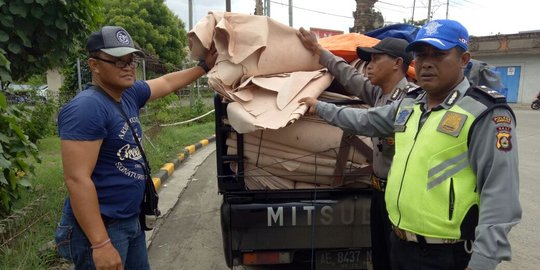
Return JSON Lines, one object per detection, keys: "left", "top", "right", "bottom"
{"left": 300, "top": 19, "right": 521, "bottom": 270}
{"left": 297, "top": 28, "right": 414, "bottom": 270}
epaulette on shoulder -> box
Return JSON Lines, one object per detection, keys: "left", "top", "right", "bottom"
{"left": 466, "top": 85, "right": 507, "bottom": 104}
{"left": 404, "top": 85, "right": 423, "bottom": 98}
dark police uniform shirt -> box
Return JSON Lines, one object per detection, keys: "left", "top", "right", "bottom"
{"left": 319, "top": 49, "right": 414, "bottom": 179}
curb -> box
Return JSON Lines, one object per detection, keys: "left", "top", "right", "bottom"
{"left": 151, "top": 134, "right": 216, "bottom": 191}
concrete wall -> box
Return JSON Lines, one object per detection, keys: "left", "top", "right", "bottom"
{"left": 474, "top": 54, "right": 540, "bottom": 104}
{"left": 46, "top": 68, "right": 63, "bottom": 99}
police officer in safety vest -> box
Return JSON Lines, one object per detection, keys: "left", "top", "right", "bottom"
{"left": 297, "top": 29, "right": 415, "bottom": 270}
{"left": 300, "top": 19, "right": 521, "bottom": 270}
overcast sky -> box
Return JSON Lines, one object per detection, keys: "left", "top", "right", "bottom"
{"left": 165, "top": 0, "right": 537, "bottom": 36}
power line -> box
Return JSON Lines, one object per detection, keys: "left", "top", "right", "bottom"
{"left": 269, "top": 0, "right": 353, "bottom": 19}
{"left": 378, "top": 1, "right": 411, "bottom": 9}
{"left": 374, "top": 4, "right": 408, "bottom": 14}
{"left": 456, "top": 0, "right": 484, "bottom": 8}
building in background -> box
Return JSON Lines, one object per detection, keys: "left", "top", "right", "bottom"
{"left": 470, "top": 31, "right": 540, "bottom": 103}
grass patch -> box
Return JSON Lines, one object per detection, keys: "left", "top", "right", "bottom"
{"left": 1, "top": 137, "right": 67, "bottom": 270}
{"left": 146, "top": 121, "right": 215, "bottom": 172}
{"left": 0, "top": 119, "right": 215, "bottom": 269}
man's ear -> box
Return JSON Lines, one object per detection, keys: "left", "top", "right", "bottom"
{"left": 395, "top": 57, "right": 404, "bottom": 70}
{"left": 88, "top": 58, "right": 99, "bottom": 73}
{"left": 460, "top": 51, "right": 471, "bottom": 69}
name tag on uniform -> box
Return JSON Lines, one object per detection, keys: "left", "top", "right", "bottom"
{"left": 394, "top": 108, "right": 413, "bottom": 132}
{"left": 437, "top": 111, "right": 467, "bottom": 137}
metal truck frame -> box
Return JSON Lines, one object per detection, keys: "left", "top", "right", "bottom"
{"left": 214, "top": 95, "right": 373, "bottom": 269}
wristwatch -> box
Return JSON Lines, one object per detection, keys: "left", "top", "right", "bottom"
{"left": 197, "top": 60, "right": 210, "bottom": 73}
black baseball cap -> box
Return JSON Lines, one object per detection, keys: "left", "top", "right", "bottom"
{"left": 356, "top": 37, "right": 412, "bottom": 65}
{"left": 86, "top": 26, "right": 143, "bottom": 57}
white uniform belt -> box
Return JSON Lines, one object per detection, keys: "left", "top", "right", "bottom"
{"left": 393, "top": 226, "right": 464, "bottom": 244}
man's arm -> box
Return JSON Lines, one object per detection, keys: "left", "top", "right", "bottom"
{"left": 146, "top": 50, "right": 217, "bottom": 101}
{"left": 299, "top": 96, "right": 396, "bottom": 137}
{"left": 296, "top": 27, "right": 380, "bottom": 105}
{"left": 467, "top": 108, "right": 522, "bottom": 270}
{"left": 319, "top": 50, "right": 379, "bottom": 104}
{"left": 61, "top": 139, "right": 122, "bottom": 269}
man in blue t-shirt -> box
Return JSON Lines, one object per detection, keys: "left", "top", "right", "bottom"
{"left": 54, "top": 26, "right": 217, "bottom": 269}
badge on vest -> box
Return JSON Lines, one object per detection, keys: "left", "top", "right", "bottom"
{"left": 394, "top": 108, "right": 413, "bottom": 132}
{"left": 437, "top": 111, "right": 467, "bottom": 137}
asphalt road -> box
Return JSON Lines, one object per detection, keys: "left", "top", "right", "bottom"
{"left": 148, "top": 108, "right": 540, "bottom": 270}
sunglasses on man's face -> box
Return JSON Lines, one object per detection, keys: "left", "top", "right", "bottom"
{"left": 92, "top": 56, "right": 139, "bottom": 69}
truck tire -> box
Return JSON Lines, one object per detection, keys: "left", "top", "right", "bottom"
{"left": 221, "top": 200, "right": 234, "bottom": 268}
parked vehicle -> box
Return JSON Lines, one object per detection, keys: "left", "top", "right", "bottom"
{"left": 531, "top": 91, "right": 540, "bottom": 110}
{"left": 5, "top": 83, "right": 48, "bottom": 103}
{"left": 214, "top": 95, "right": 373, "bottom": 269}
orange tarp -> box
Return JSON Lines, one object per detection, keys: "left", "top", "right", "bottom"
{"left": 319, "top": 33, "right": 416, "bottom": 80}
{"left": 319, "top": 33, "right": 379, "bottom": 63}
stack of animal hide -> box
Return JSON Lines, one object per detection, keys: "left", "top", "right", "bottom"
{"left": 189, "top": 12, "right": 375, "bottom": 189}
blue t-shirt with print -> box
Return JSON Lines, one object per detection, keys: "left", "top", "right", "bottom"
{"left": 58, "top": 81, "right": 151, "bottom": 219}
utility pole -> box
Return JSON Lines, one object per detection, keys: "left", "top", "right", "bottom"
{"left": 265, "top": 0, "right": 270, "bottom": 16}
{"left": 411, "top": 0, "right": 416, "bottom": 22}
{"left": 188, "top": 0, "right": 193, "bottom": 29}
{"left": 288, "top": 0, "right": 293, "bottom": 26}
{"left": 427, "top": 0, "right": 432, "bottom": 21}
{"left": 446, "top": 0, "right": 449, "bottom": 19}
{"left": 226, "top": 0, "right": 231, "bottom": 12}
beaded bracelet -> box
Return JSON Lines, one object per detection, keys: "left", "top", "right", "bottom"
{"left": 91, "top": 238, "right": 111, "bottom": 249}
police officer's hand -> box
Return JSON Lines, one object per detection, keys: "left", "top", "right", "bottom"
{"left": 298, "top": 97, "right": 319, "bottom": 114}
{"left": 297, "top": 27, "right": 322, "bottom": 56}
{"left": 93, "top": 243, "right": 123, "bottom": 270}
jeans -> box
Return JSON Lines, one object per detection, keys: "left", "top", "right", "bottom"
{"left": 54, "top": 212, "right": 150, "bottom": 270}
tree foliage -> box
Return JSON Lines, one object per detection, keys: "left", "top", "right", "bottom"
{"left": 0, "top": 94, "right": 39, "bottom": 217}
{"left": 59, "top": 0, "right": 189, "bottom": 103}
{"left": 403, "top": 18, "right": 429, "bottom": 27}
{"left": 0, "top": 0, "right": 101, "bottom": 216}
{"left": 0, "top": 0, "right": 102, "bottom": 84}
{"left": 102, "top": 0, "right": 188, "bottom": 67}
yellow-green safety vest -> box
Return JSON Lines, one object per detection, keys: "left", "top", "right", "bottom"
{"left": 386, "top": 94, "right": 484, "bottom": 240}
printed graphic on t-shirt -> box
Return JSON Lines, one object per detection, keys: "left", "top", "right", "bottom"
{"left": 115, "top": 116, "right": 146, "bottom": 181}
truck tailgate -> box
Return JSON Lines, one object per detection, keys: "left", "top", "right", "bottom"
{"left": 222, "top": 190, "right": 371, "bottom": 251}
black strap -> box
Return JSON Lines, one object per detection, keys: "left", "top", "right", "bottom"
{"left": 90, "top": 85, "right": 151, "bottom": 177}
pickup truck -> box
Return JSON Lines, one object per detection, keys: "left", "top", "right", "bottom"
{"left": 214, "top": 95, "right": 374, "bottom": 269}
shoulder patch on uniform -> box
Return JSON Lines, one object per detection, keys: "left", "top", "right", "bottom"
{"left": 496, "top": 127, "right": 512, "bottom": 151}
{"left": 492, "top": 116, "right": 512, "bottom": 125}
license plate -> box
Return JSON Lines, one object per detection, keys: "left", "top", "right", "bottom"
{"left": 315, "top": 249, "right": 370, "bottom": 270}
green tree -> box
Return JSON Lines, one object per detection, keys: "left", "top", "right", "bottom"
{"left": 60, "top": 0, "right": 189, "bottom": 102}
{"left": 0, "top": 0, "right": 102, "bottom": 85}
{"left": 102, "top": 0, "right": 188, "bottom": 67}
{"left": 0, "top": 0, "right": 101, "bottom": 216}
{"left": 403, "top": 18, "right": 428, "bottom": 27}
